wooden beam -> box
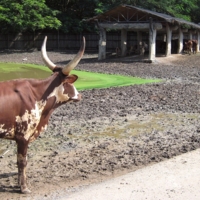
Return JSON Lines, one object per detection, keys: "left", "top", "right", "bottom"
{"left": 99, "top": 23, "right": 162, "bottom": 30}
{"left": 160, "top": 25, "right": 178, "bottom": 32}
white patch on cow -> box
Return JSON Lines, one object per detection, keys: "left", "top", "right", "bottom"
{"left": 29, "top": 124, "right": 47, "bottom": 143}
{"left": 0, "top": 124, "right": 5, "bottom": 132}
{"left": 31, "top": 101, "right": 45, "bottom": 120}
{"left": 0, "top": 124, "right": 15, "bottom": 139}
{"left": 15, "top": 100, "right": 46, "bottom": 141}
{"left": 42, "top": 124, "right": 47, "bottom": 131}
{"left": 47, "top": 84, "right": 70, "bottom": 103}
{"left": 5, "top": 128, "right": 15, "bottom": 138}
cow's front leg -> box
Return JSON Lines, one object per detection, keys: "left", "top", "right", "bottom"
{"left": 16, "top": 140, "right": 31, "bottom": 194}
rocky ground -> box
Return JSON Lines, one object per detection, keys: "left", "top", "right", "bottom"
{"left": 0, "top": 50, "right": 200, "bottom": 199}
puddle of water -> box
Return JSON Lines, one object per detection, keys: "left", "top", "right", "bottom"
{"left": 83, "top": 112, "right": 200, "bottom": 139}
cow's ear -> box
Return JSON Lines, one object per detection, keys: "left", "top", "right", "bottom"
{"left": 64, "top": 74, "right": 78, "bottom": 83}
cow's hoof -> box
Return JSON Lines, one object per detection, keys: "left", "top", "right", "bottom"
{"left": 21, "top": 187, "right": 31, "bottom": 194}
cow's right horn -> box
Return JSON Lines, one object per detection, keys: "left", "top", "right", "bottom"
{"left": 41, "top": 36, "right": 56, "bottom": 71}
{"left": 62, "top": 37, "right": 85, "bottom": 75}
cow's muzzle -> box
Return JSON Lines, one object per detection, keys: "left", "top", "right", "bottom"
{"left": 71, "top": 93, "right": 82, "bottom": 102}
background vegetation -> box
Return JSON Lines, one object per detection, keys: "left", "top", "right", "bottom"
{"left": 0, "top": 0, "right": 199, "bottom": 34}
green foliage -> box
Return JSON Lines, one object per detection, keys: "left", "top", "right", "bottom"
{"left": 46, "top": 0, "right": 99, "bottom": 33}
{"left": 190, "top": 0, "right": 200, "bottom": 23}
{"left": 136, "top": 0, "right": 199, "bottom": 21}
{"left": 0, "top": 0, "right": 200, "bottom": 33}
{"left": 0, "top": 0, "right": 61, "bottom": 33}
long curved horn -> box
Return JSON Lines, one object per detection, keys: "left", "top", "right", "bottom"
{"left": 41, "top": 36, "right": 56, "bottom": 71}
{"left": 62, "top": 36, "right": 85, "bottom": 75}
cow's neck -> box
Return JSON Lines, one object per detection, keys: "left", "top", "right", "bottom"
{"left": 30, "top": 72, "right": 63, "bottom": 102}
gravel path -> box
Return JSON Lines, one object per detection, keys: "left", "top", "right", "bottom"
{"left": 0, "top": 50, "right": 200, "bottom": 199}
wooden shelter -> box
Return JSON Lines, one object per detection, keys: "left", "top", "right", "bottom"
{"left": 87, "top": 4, "right": 200, "bottom": 61}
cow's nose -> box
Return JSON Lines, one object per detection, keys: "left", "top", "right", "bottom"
{"left": 72, "top": 93, "right": 81, "bottom": 102}
{"left": 77, "top": 93, "right": 82, "bottom": 101}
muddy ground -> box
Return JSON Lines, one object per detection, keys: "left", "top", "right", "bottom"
{"left": 0, "top": 50, "right": 200, "bottom": 199}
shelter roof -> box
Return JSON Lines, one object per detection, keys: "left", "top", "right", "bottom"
{"left": 87, "top": 4, "right": 200, "bottom": 30}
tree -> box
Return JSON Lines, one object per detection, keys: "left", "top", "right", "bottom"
{"left": 46, "top": 0, "right": 99, "bottom": 33}
{"left": 191, "top": 0, "right": 200, "bottom": 23}
{"left": 2, "top": 0, "right": 197, "bottom": 34}
{"left": 143, "top": 0, "right": 199, "bottom": 22}
{"left": 0, "top": 0, "right": 61, "bottom": 33}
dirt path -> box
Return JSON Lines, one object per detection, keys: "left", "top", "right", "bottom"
{"left": 62, "top": 148, "right": 200, "bottom": 200}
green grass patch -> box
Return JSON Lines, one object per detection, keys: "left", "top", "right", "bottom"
{"left": 0, "top": 63, "right": 51, "bottom": 80}
{"left": 0, "top": 63, "right": 161, "bottom": 90}
{"left": 74, "top": 70, "right": 161, "bottom": 90}
{"left": 0, "top": 63, "right": 50, "bottom": 73}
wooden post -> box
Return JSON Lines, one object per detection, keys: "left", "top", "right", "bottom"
{"left": 121, "top": 29, "right": 127, "bottom": 56}
{"left": 177, "top": 28, "right": 183, "bottom": 54}
{"left": 98, "top": 27, "right": 106, "bottom": 60}
{"left": 197, "top": 32, "right": 200, "bottom": 52}
{"left": 137, "top": 31, "right": 142, "bottom": 48}
{"left": 149, "top": 18, "right": 156, "bottom": 62}
{"left": 165, "top": 23, "right": 172, "bottom": 56}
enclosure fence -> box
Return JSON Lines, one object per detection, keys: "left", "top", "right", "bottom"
{"left": 0, "top": 31, "right": 144, "bottom": 52}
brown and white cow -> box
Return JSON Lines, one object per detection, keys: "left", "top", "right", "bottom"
{"left": 184, "top": 39, "right": 197, "bottom": 55}
{"left": 184, "top": 40, "right": 193, "bottom": 55}
{"left": 192, "top": 40, "right": 198, "bottom": 54}
{"left": 0, "top": 36, "right": 85, "bottom": 193}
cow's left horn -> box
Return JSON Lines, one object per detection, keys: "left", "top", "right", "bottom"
{"left": 41, "top": 36, "right": 56, "bottom": 71}
{"left": 62, "top": 37, "right": 85, "bottom": 75}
